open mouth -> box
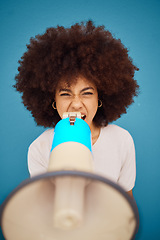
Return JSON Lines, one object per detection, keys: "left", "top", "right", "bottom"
{"left": 81, "top": 114, "right": 86, "bottom": 120}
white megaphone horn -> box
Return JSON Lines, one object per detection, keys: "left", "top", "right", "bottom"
{"left": 0, "top": 112, "right": 139, "bottom": 240}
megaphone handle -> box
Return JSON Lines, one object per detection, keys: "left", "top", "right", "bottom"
{"left": 53, "top": 176, "right": 86, "bottom": 230}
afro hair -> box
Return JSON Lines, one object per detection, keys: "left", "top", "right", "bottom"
{"left": 14, "top": 20, "right": 139, "bottom": 127}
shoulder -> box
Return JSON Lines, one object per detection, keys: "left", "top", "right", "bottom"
{"left": 28, "top": 128, "right": 54, "bottom": 176}
{"left": 101, "top": 124, "right": 133, "bottom": 142}
{"left": 93, "top": 124, "right": 134, "bottom": 154}
{"left": 29, "top": 128, "right": 54, "bottom": 151}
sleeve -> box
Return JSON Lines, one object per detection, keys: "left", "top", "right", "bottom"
{"left": 117, "top": 133, "right": 136, "bottom": 192}
{"left": 27, "top": 130, "right": 53, "bottom": 177}
{"left": 28, "top": 142, "right": 49, "bottom": 177}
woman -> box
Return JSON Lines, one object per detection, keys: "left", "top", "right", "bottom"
{"left": 14, "top": 20, "right": 139, "bottom": 198}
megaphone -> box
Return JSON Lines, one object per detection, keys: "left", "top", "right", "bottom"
{"left": 0, "top": 112, "right": 139, "bottom": 240}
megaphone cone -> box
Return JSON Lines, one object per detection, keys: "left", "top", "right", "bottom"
{"left": 0, "top": 171, "right": 139, "bottom": 240}
{"left": 0, "top": 113, "right": 139, "bottom": 240}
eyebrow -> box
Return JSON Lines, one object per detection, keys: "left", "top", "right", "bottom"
{"left": 80, "top": 87, "right": 94, "bottom": 93}
{"left": 58, "top": 87, "right": 94, "bottom": 93}
{"left": 59, "top": 88, "right": 72, "bottom": 93}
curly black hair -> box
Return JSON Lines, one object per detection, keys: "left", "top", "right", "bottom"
{"left": 14, "top": 20, "right": 139, "bottom": 128}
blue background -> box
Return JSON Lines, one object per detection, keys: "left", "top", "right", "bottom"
{"left": 0, "top": 0, "right": 160, "bottom": 239}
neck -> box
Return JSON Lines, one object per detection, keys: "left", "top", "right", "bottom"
{"left": 90, "top": 123, "right": 100, "bottom": 145}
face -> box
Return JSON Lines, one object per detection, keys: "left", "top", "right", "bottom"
{"left": 55, "top": 76, "right": 98, "bottom": 131}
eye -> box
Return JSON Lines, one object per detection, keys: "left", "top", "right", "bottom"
{"left": 60, "top": 93, "right": 71, "bottom": 96}
{"left": 82, "top": 92, "right": 93, "bottom": 96}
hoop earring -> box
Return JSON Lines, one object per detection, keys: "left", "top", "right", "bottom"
{"left": 52, "top": 101, "right": 57, "bottom": 110}
{"left": 98, "top": 99, "right": 102, "bottom": 108}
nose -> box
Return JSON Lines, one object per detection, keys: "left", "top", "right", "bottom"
{"left": 70, "top": 96, "right": 83, "bottom": 110}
